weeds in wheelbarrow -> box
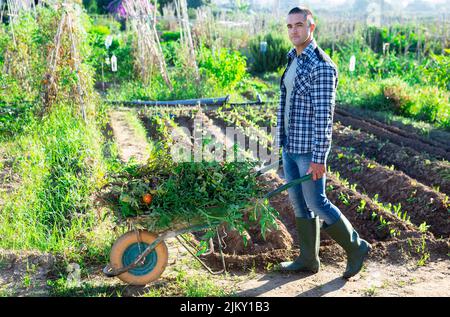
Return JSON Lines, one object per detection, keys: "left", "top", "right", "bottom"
{"left": 106, "top": 143, "right": 279, "bottom": 245}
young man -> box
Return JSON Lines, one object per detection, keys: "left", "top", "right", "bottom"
{"left": 276, "top": 7, "right": 371, "bottom": 279}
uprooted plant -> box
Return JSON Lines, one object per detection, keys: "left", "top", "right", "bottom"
{"left": 105, "top": 143, "right": 279, "bottom": 248}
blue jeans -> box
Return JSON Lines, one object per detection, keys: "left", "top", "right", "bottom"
{"left": 282, "top": 148, "right": 341, "bottom": 225}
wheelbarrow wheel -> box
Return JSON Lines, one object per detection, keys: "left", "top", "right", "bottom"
{"left": 109, "top": 230, "right": 168, "bottom": 286}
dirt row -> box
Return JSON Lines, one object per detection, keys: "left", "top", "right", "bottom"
{"left": 328, "top": 146, "right": 450, "bottom": 238}
{"left": 232, "top": 107, "right": 450, "bottom": 195}
{"left": 203, "top": 161, "right": 449, "bottom": 270}
{"left": 206, "top": 111, "right": 274, "bottom": 157}
{"left": 207, "top": 110, "right": 449, "bottom": 236}
{"left": 193, "top": 112, "right": 448, "bottom": 269}
{"left": 337, "top": 105, "right": 450, "bottom": 151}
{"left": 332, "top": 122, "right": 450, "bottom": 196}
{"left": 204, "top": 168, "right": 448, "bottom": 271}
{"left": 334, "top": 109, "right": 450, "bottom": 161}
{"left": 139, "top": 110, "right": 448, "bottom": 272}
{"left": 169, "top": 112, "right": 299, "bottom": 256}
{"left": 200, "top": 110, "right": 446, "bottom": 246}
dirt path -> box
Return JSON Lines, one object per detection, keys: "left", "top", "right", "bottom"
{"left": 0, "top": 249, "right": 57, "bottom": 296}
{"left": 109, "top": 110, "right": 150, "bottom": 164}
{"left": 232, "top": 259, "right": 450, "bottom": 297}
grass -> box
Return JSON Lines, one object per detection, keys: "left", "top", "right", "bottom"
{"left": 0, "top": 103, "right": 118, "bottom": 264}
{"left": 172, "top": 269, "right": 231, "bottom": 297}
{"left": 337, "top": 75, "right": 450, "bottom": 130}
{"left": 47, "top": 267, "right": 232, "bottom": 297}
{"left": 363, "top": 286, "right": 378, "bottom": 297}
{"left": 0, "top": 286, "right": 14, "bottom": 297}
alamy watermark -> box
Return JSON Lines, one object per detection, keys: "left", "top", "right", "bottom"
{"left": 167, "top": 116, "right": 280, "bottom": 166}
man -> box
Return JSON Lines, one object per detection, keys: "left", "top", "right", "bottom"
{"left": 276, "top": 7, "right": 371, "bottom": 279}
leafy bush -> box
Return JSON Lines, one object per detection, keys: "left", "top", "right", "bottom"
{"left": 87, "top": 26, "right": 134, "bottom": 83}
{"left": 161, "top": 40, "right": 181, "bottom": 66}
{"left": 337, "top": 75, "right": 391, "bottom": 110}
{"left": 421, "top": 50, "right": 450, "bottom": 90}
{"left": 198, "top": 46, "right": 247, "bottom": 91}
{"left": 0, "top": 101, "right": 36, "bottom": 139}
{"left": 364, "top": 24, "right": 429, "bottom": 55}
{"left": 337, "top": 75, "right": 450, "bottom": 130}
{"left": 331, "top": 42, "right": 448, "bottom": 88}
{"left": 106, "top": 70, "right": 217, "bottom": 101}
{"left": 161, "top": 31, "right": 181, "bottom": 42}
{"left": 248, "top": 32, "right": 290, "bottom": 73}
{"left": 153, "top": 69, "right": 217, "bottom": 100}
{"left": 381, "top": 78, "right": 415, "bottom": 115}
{"left": 409, "top": 87, "right": 449, "bottom": 126}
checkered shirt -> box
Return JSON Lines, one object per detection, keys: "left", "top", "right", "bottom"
{"left": 276, "top": 40, "right": 338, "bottom": 164}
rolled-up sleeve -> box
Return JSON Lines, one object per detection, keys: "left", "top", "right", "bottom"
{"left": 310, "top": 64, "right": 337, "bottom": 164}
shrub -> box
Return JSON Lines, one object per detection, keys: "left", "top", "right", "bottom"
{"left": 198, "top": 46, "right": 247, "bottom": 91}
{"left": 87, "top": 27, "right": 134, "bottom": 83}
{"left": 337, "top": 75, "right": 390, "bottom": 111}
{"left": 381, "top": 78, "right": 415, "bottom": 115}
{"left": 161, "top": 40, "right": 181, "bottom": 66}
{"left": 422, "top": 49, "right": 450, "bottom": 90}
{"left": 411, "top": 87, "right": 449, "bottom": 126}
{"left": 161, "top": 31, "right": 181, "bottom": 42}
{"left": 338, "top": 74, "right": 450, "bottom": 130}
{"left": 248, "top": 32, "right": 290, "bottom": 73}
{"left": 364, "top": 24, "right": 427, "bottom": 55}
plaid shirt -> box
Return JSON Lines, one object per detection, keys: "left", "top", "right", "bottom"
{"left": 276, "top": 40, "right": 338, "bottom": 164}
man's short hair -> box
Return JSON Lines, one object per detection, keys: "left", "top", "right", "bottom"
{"left": 288, "top": 7, "right": 315, "bottom": 26}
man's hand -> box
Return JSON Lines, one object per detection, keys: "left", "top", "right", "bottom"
{"left": 306, "top": 162, "right": 326, "bottom": 181}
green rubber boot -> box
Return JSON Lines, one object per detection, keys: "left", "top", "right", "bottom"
{"left": 324, "top": 215, "right": 372, "bottom": 279}
{"left": 279, "top": 217, "right": 320, "bottom": 273}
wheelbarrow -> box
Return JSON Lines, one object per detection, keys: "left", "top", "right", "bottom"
{"left": 102, "top": 160, "right": 312, "bottom": 285}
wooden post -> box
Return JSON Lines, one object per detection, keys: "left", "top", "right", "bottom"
{"left": 416, "top": 18, "right": 421, "bottom": 62}
{"left": 175, "top": 0, "right": 199, "bottom": 81}
{"left": 442, "top": 13, "right": 447, "bottom": 55}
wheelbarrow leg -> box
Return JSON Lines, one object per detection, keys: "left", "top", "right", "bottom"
{"left": 216, "top": 227, "right": 227, "bottom": 274}
{"left": 176, "top": 234, "right": 226, "bottom": 275}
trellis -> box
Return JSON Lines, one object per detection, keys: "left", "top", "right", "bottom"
{"left": 122, "top": 0, "right": 172, "bottom": 89}
{"left": 174, "top": 0, "right": 199, "bottom": 80}
{"left": 43, "top": 1, "right": 89, "bottom": 120}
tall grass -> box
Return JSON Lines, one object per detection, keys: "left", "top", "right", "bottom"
{"left": 0, "top": 103, "right": 116, "bottom": 262}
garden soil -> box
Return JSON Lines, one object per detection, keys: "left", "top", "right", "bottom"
{"left": 2, "top": 109, "right": 446, "bottom": 297}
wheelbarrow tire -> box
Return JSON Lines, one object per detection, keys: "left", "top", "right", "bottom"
{"left": 109, "top": 230, "right": 168, "bottom": 286}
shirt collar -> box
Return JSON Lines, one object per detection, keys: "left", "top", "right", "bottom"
{"left": 287, "top": 39, "right": 317, "bottom": 61}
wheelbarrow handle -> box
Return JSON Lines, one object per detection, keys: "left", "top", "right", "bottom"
{"left": 264, "top": 173, "right": 312, "bottom": 199}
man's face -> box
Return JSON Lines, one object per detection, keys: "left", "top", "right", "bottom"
{"left": 286, "top": 13, "right": 315, "bottom": 47}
